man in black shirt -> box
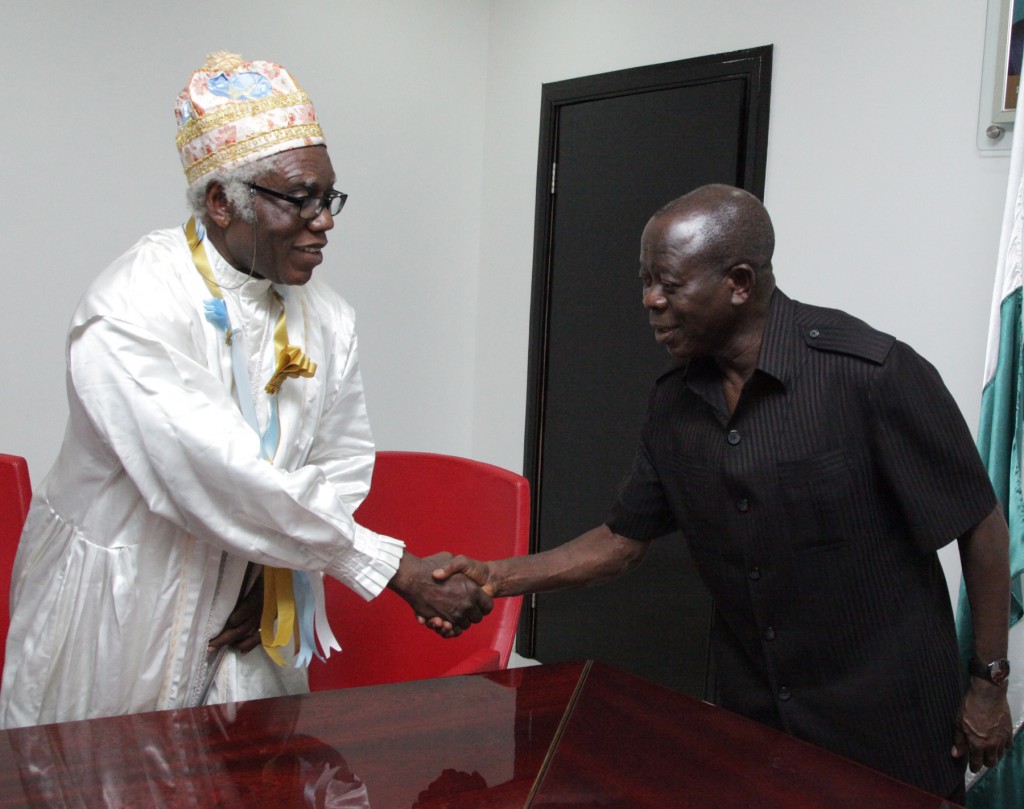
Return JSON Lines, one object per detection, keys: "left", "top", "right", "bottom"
{"left": 433, "top": 185, "right": 1013, "bottom": 799}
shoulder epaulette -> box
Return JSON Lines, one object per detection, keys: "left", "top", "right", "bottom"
{"left": 801, "top": 325, "right": 895, "bottom": 364}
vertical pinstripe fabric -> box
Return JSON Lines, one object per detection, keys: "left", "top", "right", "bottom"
{"left": 606, "top": 289, "right": 996, "bottom": 797}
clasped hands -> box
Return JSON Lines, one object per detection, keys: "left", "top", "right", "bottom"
{"left": 391, "top": 552, "right": 494, "bottom": 638}
{"left": 403, "top": 554, "right": 493, "bottom": 638}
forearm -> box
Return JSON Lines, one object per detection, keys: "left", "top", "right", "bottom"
{"left": 958, "top": 506, "right": 1011, "bottom": 663}
{"left": 487, "top": 524, "right": 647, "bottom": 598}
{"left": 954, "top": 506, "right": 1013, "bottom": 770}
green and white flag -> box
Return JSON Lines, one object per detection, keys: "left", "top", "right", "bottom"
{"left": 955, "top": 115, "right": 1024, "bottom": 806}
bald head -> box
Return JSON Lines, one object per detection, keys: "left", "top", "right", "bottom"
{"left": 652, "top": 184, "right": 775, "bottom": 296}
{"left": 639, "top": 185, "right": 776, "bottom": 367}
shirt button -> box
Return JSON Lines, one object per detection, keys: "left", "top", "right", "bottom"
{"left": 736, "top": 498, "right": 749, "bottom": 512}
{"left": 749, "top": 567, "right": 761, "bottom": 580}
{"left": 727, "top": 430, "right": 741, "bottom": 445}
{"left": 764, "top": 626, "right": 775, "bottom": 641}
{"left": 809, "top": 329, "right": 820, "bottom": 338}
{"left": 778, "top": 686, "right": 791, "bottom": 701}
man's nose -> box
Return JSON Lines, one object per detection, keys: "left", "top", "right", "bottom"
{"left": 643, "top": 286, "right": 666, "bottom": 309}
{"left": 308, "top": 207, "right": 335, "bottom": 232}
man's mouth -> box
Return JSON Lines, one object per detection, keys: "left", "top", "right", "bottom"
{"left": 653, "top": 324, "right": 677, "bottom": 343}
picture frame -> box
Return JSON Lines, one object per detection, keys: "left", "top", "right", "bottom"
{"left": 978, "top": 0, "right": 1024, "bottom": 151}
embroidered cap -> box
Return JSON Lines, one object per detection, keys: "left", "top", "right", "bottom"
{"left": 175, "top": 51, "right": 325, "bottom": 186}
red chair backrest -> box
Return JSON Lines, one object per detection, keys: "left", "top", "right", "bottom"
{"left": 0, "top": 455, "right": 31, "bottom": 674}
{"left": 308, "top": 451, "right": 530, "bottom": 690}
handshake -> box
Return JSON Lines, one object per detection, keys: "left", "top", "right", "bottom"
{"left": 387, "top": 551, "right": 497, "bottom": 638}
{"left": 385, "top": 525, "right": 639, "bottom": 637}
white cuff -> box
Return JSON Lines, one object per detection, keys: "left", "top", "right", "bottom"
{"left": 327, "top": 523, "right": 405, "bottom": 601}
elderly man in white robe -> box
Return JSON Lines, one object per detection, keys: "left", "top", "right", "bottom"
{"left": 0, "top": 52, "right": 490, "bottom": 728}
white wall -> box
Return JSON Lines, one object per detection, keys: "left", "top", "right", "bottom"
{"left": 1, "top": 1, "right": 1011, "bottom": 603}
{"left": 0, "top": 0, "right": 490, "bottom": 477}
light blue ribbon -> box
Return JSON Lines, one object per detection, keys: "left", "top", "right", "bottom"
{"left": 292, "top": 571, "right": 322, "bottom": 667}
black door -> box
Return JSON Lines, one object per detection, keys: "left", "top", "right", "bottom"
{"left": 521, "top": 47, "right": 772, "bottom": 697}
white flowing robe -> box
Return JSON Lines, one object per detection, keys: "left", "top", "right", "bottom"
{"left": 0, "top": 226, "right": 403, "bottom": 728}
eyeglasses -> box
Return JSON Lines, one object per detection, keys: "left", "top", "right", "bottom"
{"left": 248, "top": 183, "right": 348, "bottom": 221}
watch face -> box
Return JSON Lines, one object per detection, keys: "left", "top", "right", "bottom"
{"left": 990, "top": 659, "right": 1011, "bottom": 686}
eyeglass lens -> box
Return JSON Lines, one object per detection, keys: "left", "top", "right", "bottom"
{"left": 299, "top": 193, "right": 346, "bottom": 220}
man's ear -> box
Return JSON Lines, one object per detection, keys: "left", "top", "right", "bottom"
{"left": 205, "top": 181, "right": 232, "bottom": 228}
{"left": 725, "top": 263, "right": 756, "bottom": 304}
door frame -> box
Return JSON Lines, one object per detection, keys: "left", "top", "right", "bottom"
{"left": 520, "top": 46, "right": 773, "bottom": 659}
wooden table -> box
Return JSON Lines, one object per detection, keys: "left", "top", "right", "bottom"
{"left": 0, "top": 660, "right": 961, "bottom": 807}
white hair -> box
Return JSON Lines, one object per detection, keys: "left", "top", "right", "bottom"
{"left": 185, "top": 153, "right": 288, "bottom": 223}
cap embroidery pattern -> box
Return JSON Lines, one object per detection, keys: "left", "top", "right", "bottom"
{"left": 175, "top": 51, "right": 325, "bottom": 186}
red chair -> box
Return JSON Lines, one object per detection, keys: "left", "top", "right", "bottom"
{"left": 0, "top": 455, "right": 31, "bottom": 674}
{"left": 308, "top": 451, "right": 530, "bottom": 690}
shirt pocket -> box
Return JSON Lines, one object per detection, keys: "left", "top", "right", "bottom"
{"left": 661, "top": 455, "right": 723, "bottom": 554}
{"left": 777, "top": 448, "right": 859, "bottom": 553}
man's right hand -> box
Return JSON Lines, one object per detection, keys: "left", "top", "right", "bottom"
{"left": 432, "top": 555, "right": 495, "bottom": 594}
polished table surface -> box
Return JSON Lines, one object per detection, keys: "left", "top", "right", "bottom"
{"left": 0, "top": 660, "right": 962, "bottom": 808}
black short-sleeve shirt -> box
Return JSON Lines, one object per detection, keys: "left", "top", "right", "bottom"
{"left": 606, "top": 289, "right": 996, "bottom": 796}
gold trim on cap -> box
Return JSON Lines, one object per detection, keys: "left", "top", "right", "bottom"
{"left": 183, "top": 123, "right": 324, "bottom": 184}
{"left": 176, "top": 91, "right": 313, "bottom": 148}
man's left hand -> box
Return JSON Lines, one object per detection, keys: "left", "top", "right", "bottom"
{"left": 208, "top": 573, "right": 264, "bottom": 654}
{"left": 952, "top": 681, "right": 1013, "bottom": 772}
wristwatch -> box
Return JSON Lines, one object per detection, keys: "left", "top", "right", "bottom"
{"left": 969, "top": 656, "right": 1011, "bottom": 686}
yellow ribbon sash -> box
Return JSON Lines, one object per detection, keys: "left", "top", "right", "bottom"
{"left": 265, "top": 303, "right": 317, "bottom": 395}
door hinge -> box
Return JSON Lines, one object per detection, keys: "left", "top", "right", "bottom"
{"left": 550, "top": 162, "right": 557, "bottom": 194}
